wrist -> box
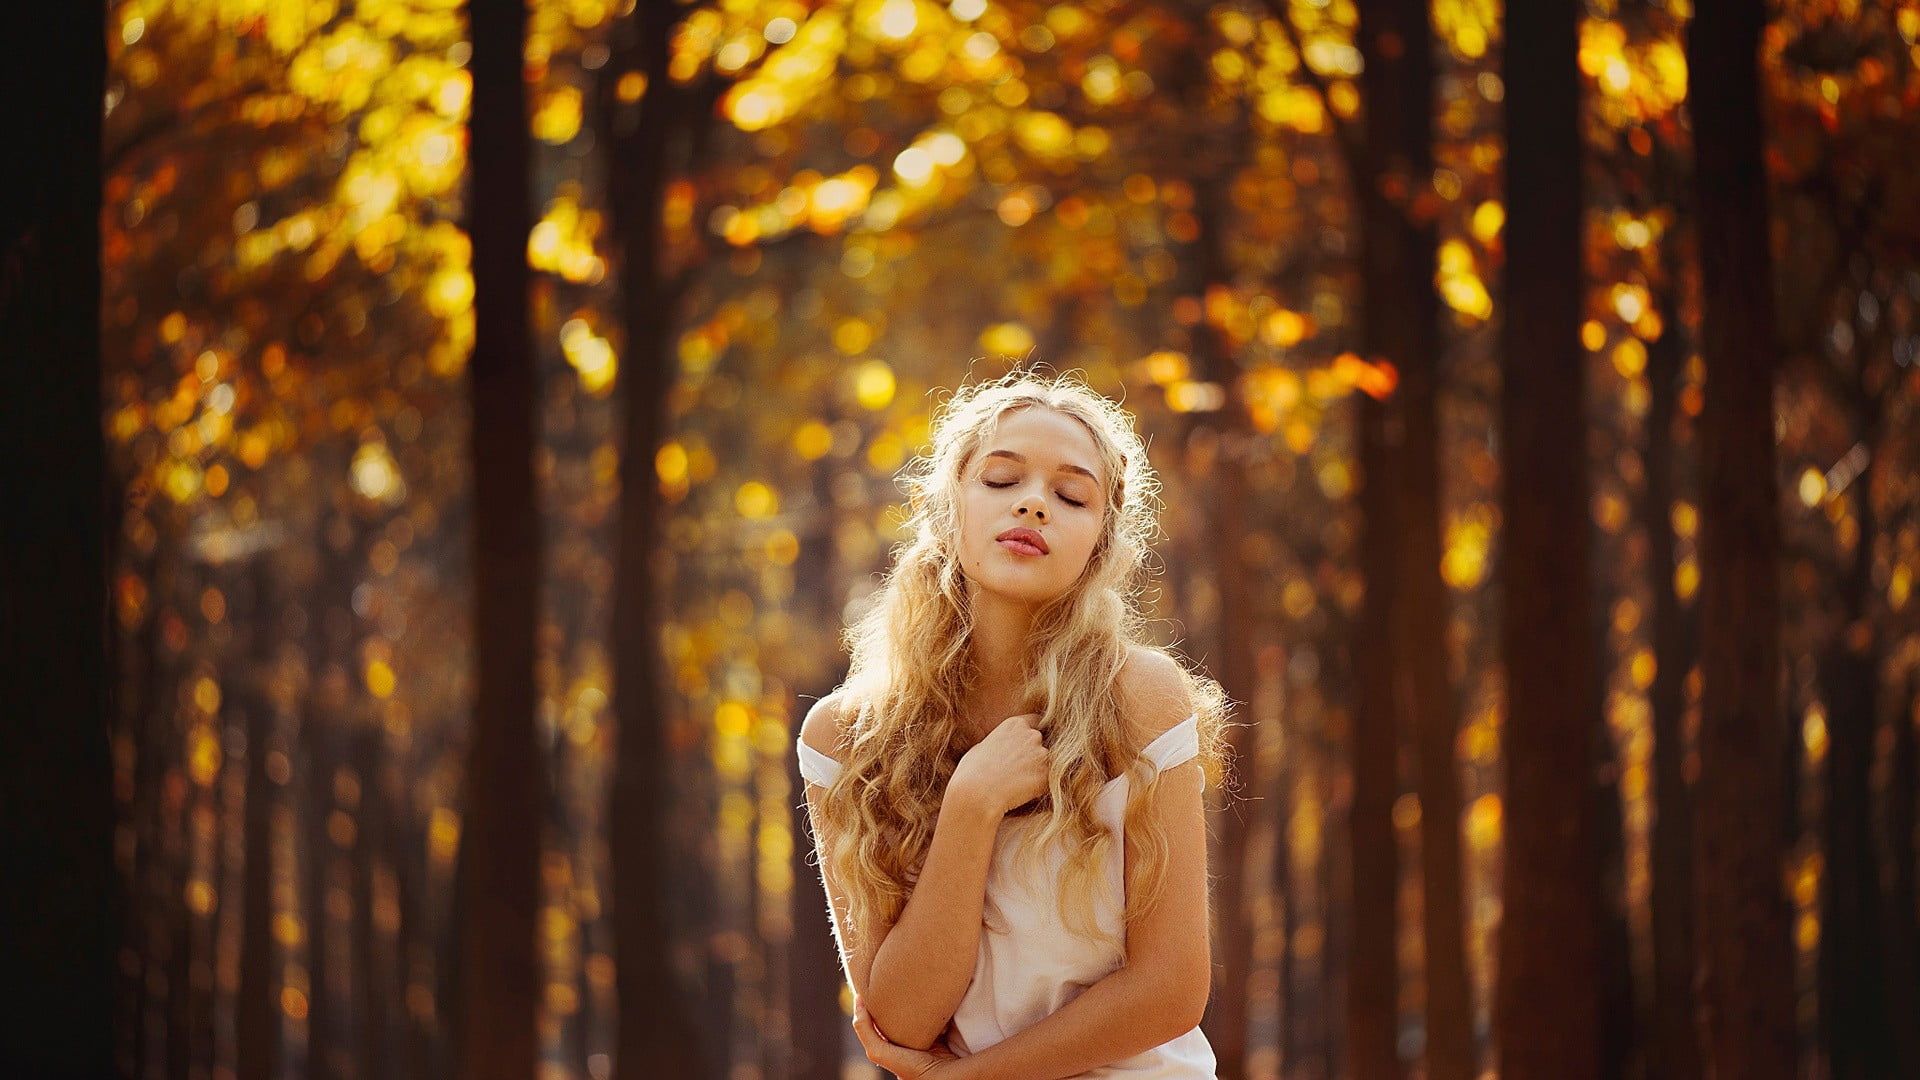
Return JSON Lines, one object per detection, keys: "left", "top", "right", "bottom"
{"left": 940, "top": 777, "right": 1005, "bottom": 826}
{"left": 944, "top": 1053, "right": 994, "bottom": 1080}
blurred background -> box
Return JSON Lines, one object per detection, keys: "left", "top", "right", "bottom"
{"left": 5, "top": 0, "right": 1920, "bottom": 1079}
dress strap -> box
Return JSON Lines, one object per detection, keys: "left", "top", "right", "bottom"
{"left": 796, "top": 737, "right": 843, "bottom": 788}
{"left": 1140, "top": 713, "right": 1201, "bottom": 774}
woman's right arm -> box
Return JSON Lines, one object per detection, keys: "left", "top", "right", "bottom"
{"left": 799, "top": 695, "right": 1010, "bottom": 1051}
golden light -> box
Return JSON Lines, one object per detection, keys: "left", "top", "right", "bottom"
{"left": 427, "top": 266, "right": 473, "bottom": 317}
{"left": 531, "top": 85, "right": 582, "bottom": 144}
{"left": 736, "top": 481, "right": 778, "bottom": 519}
{"left": 926, "top": 130, "right": 966, "bottom": 165}
{"left": 728, "top": 88, "right": 777, "bottom": 129}
{"left": 350, "top": 441, "right": 403, "bottom": 503}
{"left": 834, "top": 318, "right": 874, "bottom": 354}
{"left": 560, "top": 318, "right": 618, "bottom": 396}
{"left": 893, "top": 146, "right": 935, "bottom": 185}
{"left": 877, "top": 0, "right": 917, "bottom": 40}
{"left": 1803, "top": 705, "right": 1829, "bottom": 762}
{"left": 813, "top": 176, "right": 863, "bottom": 214}
{"left": 1611, "top": 283, "right": 1649, "bottom": 324}
{"left": 1166, "top": 380, "right": 1225, "bottom": 413}
{"left": 1467, "top": 794, "right": 1503, "bottom": 848}
{"left": 980, "top": 322, "right": 1035, "bottom": 356}
{"left": 996, "top": 191, "right": 1034, "bottom": 226}
{"left": 792, "top": 421, "right": 834, "bottom": 460}
{"left": 366, "top": 660, "right": 396, "bottom": 699}
{"left": 1143, "top": 350, "right": 1190, "bottom": 384}
{"left": 963, "top": 31, "right": 999, "bottom": 61}
{"left": 854, "top": 360, "right": 897, "bottom": 410}
{"left": 1798, "top": 467, "right": 1826, "bottom": 507}
{"left": 1264, "top": 309, "right": 1310, "bottom": 347}
{"left": 1613, "top": 338, "right": 1647, "bottom": 378}
{"left": 655, "top": 441, "right": 689, "bottom": 486}
{"left": 766, "top": 530, "right": 801, "bottom": 565}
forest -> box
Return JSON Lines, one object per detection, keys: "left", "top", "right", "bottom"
{"left": 3, "top": 0, "right": 1918, "bottom": 1079}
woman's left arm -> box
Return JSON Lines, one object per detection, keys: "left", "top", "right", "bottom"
{"left": 857, "top": 754, "right": 1213, "bottom": 1080}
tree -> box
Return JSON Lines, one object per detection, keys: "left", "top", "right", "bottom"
{"left": 1497, "top": 1, "right": 1603, "bottom": 1077}
{"left": 1688, "top": 1, "right": 1795, "bottom": 1077}
{"left": 0, "top": 4, "right": 113, "bottom": 1078}
{"left": 454, "top": 1, "right": 545, "bottom": 1078}
{"left": 605, "top": 1, "right": 718, "bottom": 1073}
{"left": 1352, "top": 3, "right": 1474, "bottom": 1077}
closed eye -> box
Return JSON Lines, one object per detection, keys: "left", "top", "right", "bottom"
{"left": 984, "top": 479, "right": 1087, "bottom": 507}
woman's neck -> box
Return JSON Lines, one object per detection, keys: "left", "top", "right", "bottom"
{"left": 964, "top": 590, "right": 1037, "bottom": 738}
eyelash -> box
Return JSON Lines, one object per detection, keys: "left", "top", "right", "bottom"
{"left": 983, "top": 479, "right": 1087, "bottom": 508}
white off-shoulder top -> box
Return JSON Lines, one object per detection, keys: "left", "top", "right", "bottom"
{"left": 796, "top": 714, "right": 1215, "bottom": 1078}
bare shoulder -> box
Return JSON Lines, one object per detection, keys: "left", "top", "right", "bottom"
{"left": 1117, "top": 646, "right": 1194, "bottom": 747}
{"left": 799, "top": 689, "right": 852, "bottom": 759}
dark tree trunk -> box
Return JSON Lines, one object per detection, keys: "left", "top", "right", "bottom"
{"left": 1348, "top": 384, "right": 1402, "bottom": 1080}
{"left": 392, "top": 808, "right": 437, "bottom": 1080}
{"left": 304, "top": 690, "right": 338, "bottom": 1078}
{"left": 123, "top": 544, "right": 168, "bottom": 1080}
{"left": 788, "top": 469, "right": 850, "bottom": 1079}
{"left": 790, "top": 742, "right": 846, "bottom": 1079}
{"left": 1353, "top": 4, "right": 1473, "bottom": 1078}
{"left": 1688, "top": 1, "right": 1796, "bottom": 1077}
{"left": 1497, "top": 3, "right": 1604, "bottom": 1078}
{"left": 1190, "top": 165, "right": 1260, "bottom": 1080}
{"left": 604, "top": 1, "right": 713, "bottom": 1074}
{"left": 1819, "top": 472, "right": 1894, "bottom": 1080}
{"left": 1643, "top": 232, "right": 1700, "bottom": 1080}
{"left": 1885, "top": 671, "right": 1920, "bottom": 1077}
{"left": 238, "top": 561, "right": 281, "bottom": 1080}
{"left": 0, "top": 3, "right": 111, "bottom": 1077}
{"left": 456, "top": 1, "right": 546, "bottom": 1078}
{"left": 354, "top": 723, "right": 392, "bottom": 1080}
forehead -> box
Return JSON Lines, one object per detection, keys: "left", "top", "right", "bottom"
{"left": 978, "top": 407, "right": 1103, "bottom": 482}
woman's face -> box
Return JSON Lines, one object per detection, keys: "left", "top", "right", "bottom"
{"left": 954, "top": 406, "right": 1108, "bottom": 607}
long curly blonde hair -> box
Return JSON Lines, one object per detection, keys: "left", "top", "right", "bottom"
{"left": 812, "top": 368, "right": 1232, "bottom": 960}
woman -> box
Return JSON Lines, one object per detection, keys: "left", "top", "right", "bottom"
{"left": 796, "top": 369, "right": 1233, "bottom": 1078}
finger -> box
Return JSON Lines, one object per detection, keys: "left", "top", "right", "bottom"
{"left": 850, "top": 1006, "right": 877, "bottom": 1054}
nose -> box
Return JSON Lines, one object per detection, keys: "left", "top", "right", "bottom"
{"left": 1015, "top": 497, "right": 1047, "bottom": 523}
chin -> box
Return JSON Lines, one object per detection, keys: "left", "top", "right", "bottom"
{"left": 976, "top": 576, "right": 1074, "bottom": 607}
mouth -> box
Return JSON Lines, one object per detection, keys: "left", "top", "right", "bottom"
{"left": 995, "top": 527, "right": 1049, "bottom": 556}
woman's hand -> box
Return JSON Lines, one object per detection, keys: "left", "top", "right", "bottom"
{"left": 948, "top": 712, "right": 1049, "bottom": 816}
{"left": 852, "top": 995, "right": 962, "bottom": 1079}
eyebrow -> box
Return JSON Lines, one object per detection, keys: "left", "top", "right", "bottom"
{"left": 983, "top": 449, "right": 1100, "bottom": 483}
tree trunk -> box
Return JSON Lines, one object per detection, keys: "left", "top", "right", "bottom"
{"left": 0, "top": 3, "right": 111, "bottom": 1077}
{"left": 354, "top": 722, "right": 392, "bottom": 1080}
{"left": 605, "top": 1, "right": 713, "bottom": 1074}
{"left": 456, "top": 1, "right": 546, "bottom": 1078}
{"left": 1642, "top": 227, "right": 1700, "bottom": 1080}
{"left": 1353, "top": 3, "right": 1474, "bottom": 1077}
{"left": 789, "top": 466, "right": 851, "bottom": 1078}
{"left": 1884, "top": 671, "right": 1920, "bottom": 1077}
{"left": 1819, "top": 470, "right": 1893, "bottom": 1080}
{"left": 1688, "top": 1, "right": 1796, "bottom": 1076}
{"left": 1160, "top": 21, "right": 1259, "bottom": 1075}
{"left": 237, "top": 560, "right": 281, "bottom": 1080}
{"left": 1348, "top": 383, "right": 1402, "bottom": 1080}
{"left": 1497, "top": 2, "right": 1604, "bottom": 1078}
{"left": 1191, "top": 165, "right": 1261, "bottom": 1080}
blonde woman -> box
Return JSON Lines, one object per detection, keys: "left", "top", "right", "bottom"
{"left": 795, "top": 370, "right": 1232, "bottom": 1079}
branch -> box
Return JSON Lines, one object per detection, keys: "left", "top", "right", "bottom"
{"left": 1256, "top": 0, "right": 1361, "bottom": 172}
{"left": 103, "top": 79, "right": 279, "bottom": 175}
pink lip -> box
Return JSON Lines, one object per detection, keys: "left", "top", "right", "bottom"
{"left": 995, "top": 527, "right": 1049, "bottom": 556}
